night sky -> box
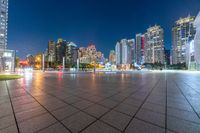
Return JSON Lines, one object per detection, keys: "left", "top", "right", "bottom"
{"left": 8, "top": 0, "right": 200, "bottom": 58}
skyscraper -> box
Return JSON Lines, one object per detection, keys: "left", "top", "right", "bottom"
{"left": 47, "top": 41, "right": 56, "bottom": 63}
{"left": 0, "top": 0, "right": 8, "bottom": 49}
{"left": 145, "top": 25, "right": 165, "bottom": 64}
{"left": 65, "top": 42, "right": 78, "bottom": 64}
{"left": 128, "top": 39, "right": 135, "bottom": 64}
{"left": 194, "top": 12, "right": 200, "bottom": 70}
{"left": 0, "top": 0, "right": 15, "bottom": 72}
{"left": 172, "top": 16, "right": 196, "bottom": 65}
{"left": 56, "top": 38, "right": 67, "bottom": 63}
{"left": 136, "top": 34, "right": 145, "bottom": 65}
{"left": 115, "top": 39, "right": 132, "bottom": 69}
{"left": 78, "top": 44, "right": 104, "bottom": 64}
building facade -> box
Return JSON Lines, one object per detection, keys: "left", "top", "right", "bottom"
{"left": 56, "top": 39, "right": 67, "bottom": 63}
{"left": 172, "top": 16, "right": 196, "bottom": 65}
{"left": 145, "top": 25, "right": 165, "bottom": 64}
{"left": 136, "top": 34, "right": 145, "bottom": 65}
{"left": 65, "top": 42, "right": 78, "bottom": 64}
{"left": 78, "top": 44, "right": 104, "bottom": 64}
{"left": 47, "top": 41, "right": 56, "bottom": 63}
{"left": 193, "top": 12, "right": 200, "bottom": 70}
{"left": 115, "top": 39, "right": 132, "bottom": 69}
{"left": 0, "top": 0, "right": 8, "bottom": 49}
{"left": 0, "top": 0, "right": 15, "bottom": 72}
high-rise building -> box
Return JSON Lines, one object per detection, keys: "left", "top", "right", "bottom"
{"left": 56, "top": 39, "right": 67, "bottom": 63}
{"left": 109, "top": 50, "right": 116, "bottom": 64}
{"left": 193, "top": 12, "right": 200, "bottom": 70}
{"left": 145, "top": 25, "right": 165, "bottom": 64}
{"left": 65, "top": 42, "right": 78, "bottom": 64}
{"left": 115, "top": 39, "right": 132, "bottom": 67}
{"left": 172, "top": 16, "right": 196, "bottom": 64}
{"left": 79, "top": 44, "right": 104, "bottom": 64}
{"left": 47, "top": 41, "right": 56, "bottom": 63}
{"left": 0, "top": 0, "right": 8, "bottom": 49}
{"left": 0, "top": 0, "right": 15, "bottom": 72}
{"left": 135, "top": 34, "right": 145, "bottom": 65}
{"left": 128, "top": 39, "right": 135, "bottom": 64}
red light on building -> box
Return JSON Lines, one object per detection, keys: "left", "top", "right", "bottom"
{"left": 19, "top": 60, "right": 28, "bottom": 66}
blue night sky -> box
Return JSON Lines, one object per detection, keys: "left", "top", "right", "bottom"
{"left": 8, "top": 0, "right": 200, "bottom": 58}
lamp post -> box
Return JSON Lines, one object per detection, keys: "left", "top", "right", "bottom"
{"left": 42, "top": 53, "right": 45, "bottom": 72}
{"left": 63, "top": 56, "right": 65, "bottom": 72}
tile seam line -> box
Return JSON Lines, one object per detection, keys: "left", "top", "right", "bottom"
{"left": 165, "top": 79, "right": 167, "bottom": 133}
{"left": 19, "top": 85, "right": 73, "bottom": 133}
{"left": 174, "top": 81, "right": 200, "bottom": 120}
{"left": 47, "top": 81, "right": 149, "bottom": 133}
{"left": 5, "top": 81, "right": 20, "bottom": 133}
{"left": 122, "top": 77, "right": 162, "bottom": 133}
{"left": 79, "top": 79, "right": 161, "bottom": 133}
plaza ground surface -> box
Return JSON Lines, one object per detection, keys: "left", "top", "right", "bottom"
{"left": 0, "top": 71, "right": 200, "bottom": 133}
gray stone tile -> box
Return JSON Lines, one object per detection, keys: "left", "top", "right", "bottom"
{"left": 42, "top": 101, "right": 67, "bottom": 111}
{"left": 63, "top": 96, "right": 82, "bottom": 104}
{"left": 16, "top": 106, "right": 47, "bottom": 122}
{"left": 0, "top": 96, "right": 10, "bottom": 105}
{"left": 136, "top": 108, "right": 165, "bottom": 128}
{"left": 101, "top": 110, "right": 131, "bottom": 131}
{"left": 167, "top": 116, "right": 200, "bottom": 133}
{"left": 82, "top": 121, "right": 121, "bottom": 133}
{"left": 37, "top": 123, "right": 70, "bottom": 133}
{"left": 62, "top": 112, "right": 96, "bottom": 133}
{"left": 86, "top": 95, "right": 105, "bottom": 103}
{"left": 124, "top": 118, "right": 165, "bottom": 133}
{"left": 114, "top": 103, "right": 138, "bottom": 116}
{"left": 147, "top": 96, "right": 165, "bottom": 106}
{"left": 52, "top": 105, "right": 79, "bottom": 120}
{"left": 0, "top": 103, "right": 12, "bottom": 118}
{"left": 167, "top": 107, "right": 200, "bottom": 124}
{"left": 13, "top": 101, "right": 41, "bottom": 113}
{"left": 18, "top": 113, "right": 57, "bottom": 133}
{"left": 123, "top": 98, "right": 143, "bottom": 107}
{"left": 12, "top": 96, "right": 35, "bottom": 106}
{"left": 109, "top": 94, "right": 127, "bottom": 102}
{"left": 0, "top": 125, "right": 18, "bottom": 133}
{"left": 98, "top": 99, "right": 119, "bottom": 109}
{"left": 84, "top": 104, "right": 109, "bottom": 118}
{"left": 142, "top": 102, "right": 165, "bottom": 114}
{"left": 0, "top": 115, "right": 15, "bottom": 130}
{"left": 73, "top": 100, "right": 94, "bottom": 110}
{"left": 167, "top": 101, "right": 193, "bottom": 112}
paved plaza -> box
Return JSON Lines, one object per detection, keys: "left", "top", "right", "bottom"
{"left": 0, "top": 71, "right": 200, "bottom": 133}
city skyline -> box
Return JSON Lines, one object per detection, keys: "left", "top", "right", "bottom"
{"left": 8, "top": 0, "right": 200, "bottom": 58}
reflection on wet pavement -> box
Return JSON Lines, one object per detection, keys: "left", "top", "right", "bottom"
{"left": 0, "top": 71, "right": 200, "bottom": 133}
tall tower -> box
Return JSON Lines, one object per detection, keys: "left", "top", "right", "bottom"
{"left": 172, "top": 16, "right": 196, "bottom": 64}
{"left": 0, "top": 0, "right": 8, "bottom": 49}
{"left": 115, "top": 39, "right": 132, "bottom": 66}
{"left": 145, "top": 25, "right": 165, "bottom": 64}
{"left": 194, "top": 12, "right": 200, "bottom": 70}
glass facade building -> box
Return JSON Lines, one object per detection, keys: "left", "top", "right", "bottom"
{"left": 145, "top": 25, "right": 165, "bottom": 64}
{"left": 0, "top": 0, "right": 15, "bottom": 72}
{"left": 172, "top": 16, "right": 196, "bottom": 65}
{"left": 0, "top": 0, "right": 8, "bottom": 49}
{"left": 194, "top": 12, "right": 200, "bottom": 70}
{"left": 115, "top": 39, "right": 133, "bottom": 66}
